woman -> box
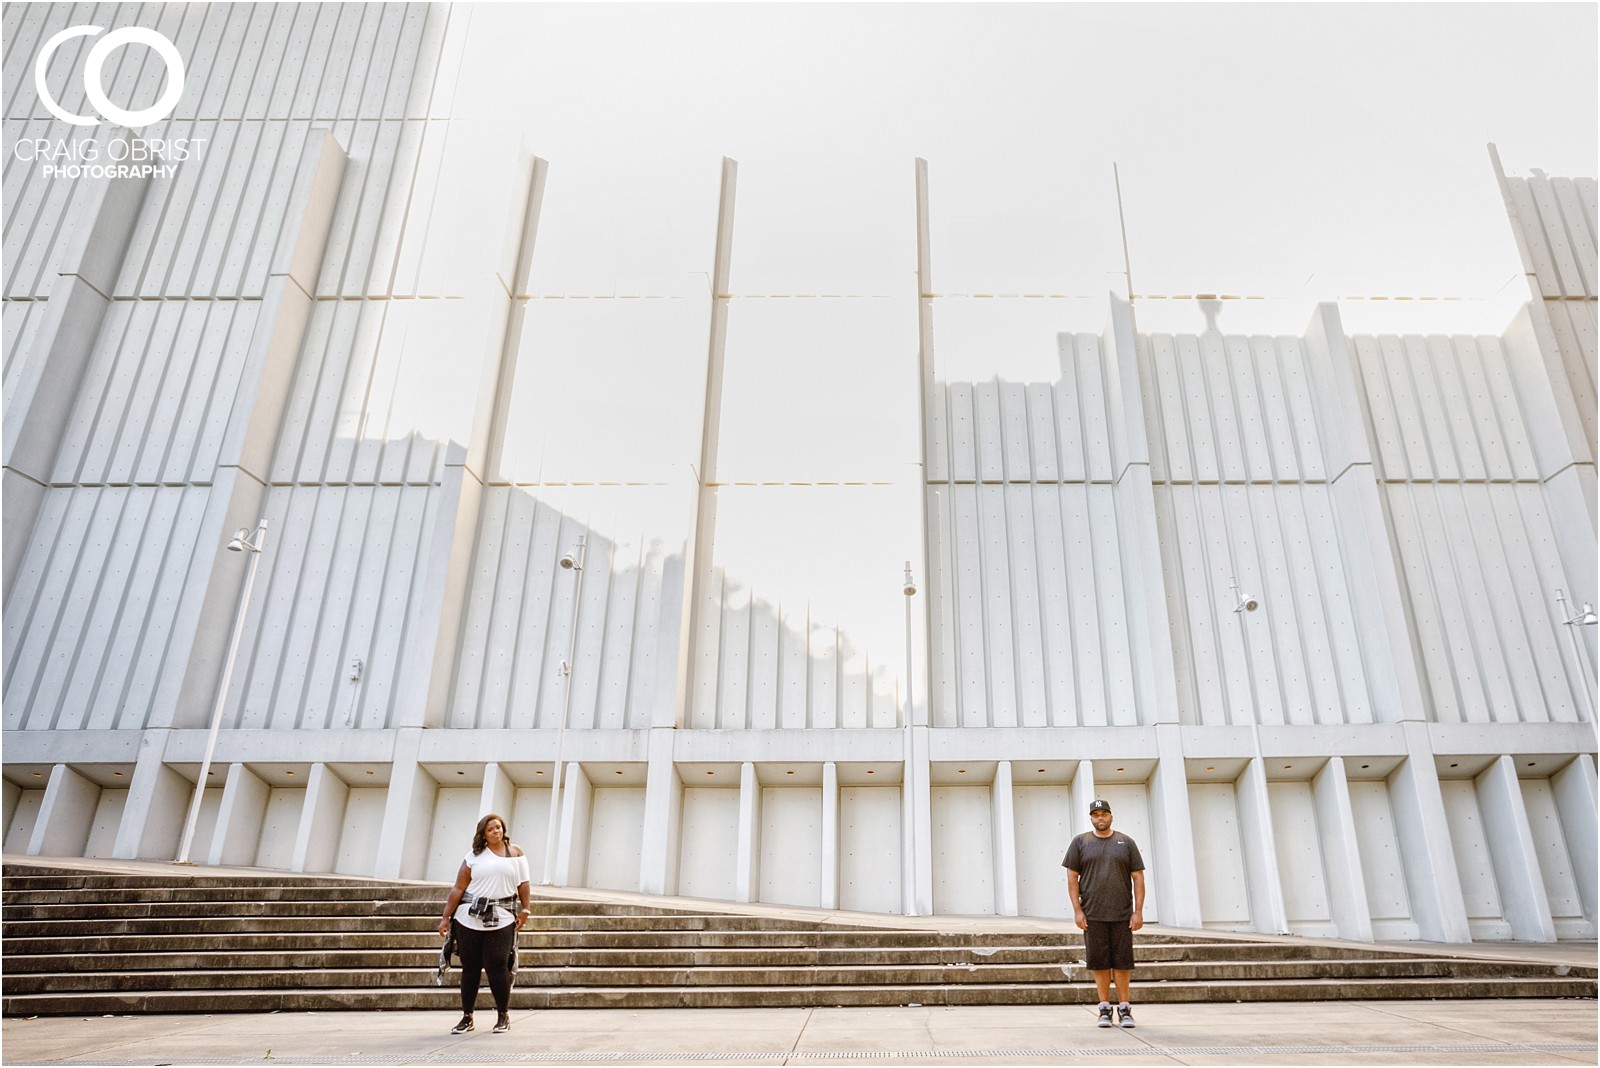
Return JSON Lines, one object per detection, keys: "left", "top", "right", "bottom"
{"left": 437, "top": 813, "right": 532, "bottom": 1034}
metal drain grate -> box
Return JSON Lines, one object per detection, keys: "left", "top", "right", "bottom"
{"left": 106, "top": 1041, "right": 1599, "bottom": 1065}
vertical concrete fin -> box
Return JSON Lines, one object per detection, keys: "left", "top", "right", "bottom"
{"left": 154, "top": 133, "right": 348, "bottom": 732}
{"left": 821, "top": 761, "right": 840, "bottom": 910}
{"left": 1151, "top": 724, "right": 1202, "bottom": 928}
{"left": 1476, "top": 754, "right": 1557, "bottom": 942}
{"left": 3, "top": 167, "right": 150, "bottom": 595}
{"left": 670, "top": 157, "right": 738, "bottom": 730}
{"left": 1311, "top": 756, "right": 1374, "bottom": 942}
{"left": 292, "top": 763, "right": 347, "bottom": 874}
{"left": 991, "top": 761, "right": 1019, "bottom": 916}
{"left": 638, "top": 727, "right": 681, "bottom": 896}
{"left": 914, "top": 158, "right": 938, "bottom": 729}
{"left": 736, "top": 760, "right": 760, "bottom": 903}
{"left": 1390, "top": 724, "right": 1472, "bottom": 942}
{"left": 1303, "top": 303, "right": 1431, "bottom": 723}
{"left": 1107, "top": 294, "right": 1182, "bottom": 726}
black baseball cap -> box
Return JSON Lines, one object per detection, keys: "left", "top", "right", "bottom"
{"left": 1089, "top": 799, "right": 1111, "bottom": 814}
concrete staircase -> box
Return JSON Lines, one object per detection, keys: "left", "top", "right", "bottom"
{"left": 3, "top": 861, "right": 1593, "bottom": 1015}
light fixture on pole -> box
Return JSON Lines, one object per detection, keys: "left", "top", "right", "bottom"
{"left": 1558, "top": 590, "right": 1599, "bottom": 628}
{"left": 176, "top": 519, "right": 269, "bottom": 865}
{"left": 1228, "top": 577, "right": 1259, "bottom": 614}
{"left": 542, "top": 534, "right": 586, "bottom": 886}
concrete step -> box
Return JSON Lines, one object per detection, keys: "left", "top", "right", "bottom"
{"left": 4, "top": 935, "right": 1513, "bottom": 971}
{"left": 3, "top": 957, "right": 1576, "bottom": 997}
{"left": 1, "top": 902, "right": 847, "bottom": 931}
{"left": 3, "top": 976, "right": 1594, "bottom": 1016}
{"left": 4, "top": 860, "right": 1592, "bottom": 1015}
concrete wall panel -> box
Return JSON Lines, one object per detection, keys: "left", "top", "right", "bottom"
{"left": 334, "top": 787, "right": 387, "bottom": 876}
{"left": 931, "top": 785, "right": 993, "bottom": 915}
{"left": 678, "top": 787, "right": 739, "bottom": 901}
{"left": 839, "top": 786, "right": 902, "bottom": 914}
{"left": 1013, "top": 783, "right": 1073, "bottom": 919}
{"left": 252, "top": 786, "right": 305, "bottom": 870}
{"left": 1188, "top": 782, "right": 1252, "bottom": 929}
{"left": 586, "top": 787, "right": 645, "bottom": 894}
{"left": 1347, "top": 780, "right": 1419, "bottom": 940}
{"left": 758, "top": 787, "right": 821, "bottom": 908}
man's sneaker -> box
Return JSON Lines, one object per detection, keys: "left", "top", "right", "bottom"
{"left": 1117, "top": 1004, "right": 1135, "bottom": 1029}
{"left": 1096, "top": 1003, "right": 1113, "bottom": 1027}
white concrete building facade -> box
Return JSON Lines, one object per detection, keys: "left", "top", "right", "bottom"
{"left": 3, "top": 3, "right": 1596, "bottom": 945}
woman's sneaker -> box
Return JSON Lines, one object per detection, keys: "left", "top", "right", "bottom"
{"left": 1117, "top": 1004, "right": 1135, "bottom": 1028}
{"left": 1096, "top": 1003, "right": 1113, "bottom": 1027}
{"left": 450, "top": 1015, "right": 474, "bottom": 1034}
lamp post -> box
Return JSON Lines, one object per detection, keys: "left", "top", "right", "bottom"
{"left": 901, "top": 560, "right": 917, "bottom": 916}
{"left": 176, "top": 519, "right": 268, "bottom": 865}
{"left": 542, "top": 535, "right": 586, "bottom": 886}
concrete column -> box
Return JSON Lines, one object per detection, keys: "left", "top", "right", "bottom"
{"left": 1476, "top": 755, "right": 1557, "bottom": 942}
{"left": 374, "top": 728, "right": 435, "bottom": 880}
{"left": 1236, "top": 756, "right": 1289, "bottom": 935}
{"left": 1551, "top": 755, "right": 1598, "bottom": 926}
{"left": 735, "top": 761, "right": 762, "bottom": 904}
{"left": 554, "top": 762, "right": 591, "bottom": 888}
{"left": 991, "top": 761, "right": 1019, "bottom": 917}
{"left": 292, "top": 763, "right": 348, "bottom": 874}
{"left": 638, "top": 728, "right": 682, "bottom": 895}
{"left": 821, "top": 762, "right": 840, "bottom": 910}
{"left": 1150, "top": 724, "right": 1203, "bottom": 928}
{"left": 908, "top": 728, "right": 933, "bottom": 916}
{"left": 1389, "top": 722, "right": 1471, "bottom": 942}
{"left": 480, "top": 763, "right": 515, "bottom": 821}
{"left": 27, "top": 765, "right": 99, "bottom": 858}
{"left": 1311, "top": 757, "right": 1374, "bottom": 942}
{"left": 112, "top": 731, "right": 187, "bottom": 860}
{"left": 209, "top": 763, "right": 269, "bottom": 867}
{"left": 1070, "top": 760, "right": 1098, "bottom": 829}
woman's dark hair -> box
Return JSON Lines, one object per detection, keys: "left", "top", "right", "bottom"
{"left": 471, "top": 812, "right": 512, "bottom": 855}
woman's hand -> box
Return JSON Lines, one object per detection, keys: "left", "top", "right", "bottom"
{"left": 514, "top": 908, "right": 529, "bottom": 931}
{"left": 438, "top": 916, "right": 451, "bottom": 937}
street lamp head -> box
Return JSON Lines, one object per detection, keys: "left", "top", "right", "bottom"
{"left": 1227, "top": 577, "right": 1257, "bottom": 613}
{"left": 225, "top": 528, "right": 250, "bottom": 552}
{"left": 902, "top": 561, "right": 916, "bottom": 597}
{"left": 559, "top": 552, "right": 581, "bottom": 571}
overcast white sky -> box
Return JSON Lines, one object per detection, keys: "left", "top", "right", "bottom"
{"left": 449, "top": 3, "right": 1598, "bottom": 688}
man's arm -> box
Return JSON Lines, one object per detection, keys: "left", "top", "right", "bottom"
{"left": 1129, "top": 870, "right": 1145, "bottom": 932}
{"left": 1066, "top": 868, "right": 1087, "bottom": 930}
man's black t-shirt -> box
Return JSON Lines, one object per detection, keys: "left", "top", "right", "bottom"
{"left": 1062, "top": 830, "right": 1145, "bottom": 921}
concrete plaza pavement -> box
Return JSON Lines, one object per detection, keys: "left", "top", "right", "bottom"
{"left": 4, "top": 999, "right": 1597, "bottom": 1067}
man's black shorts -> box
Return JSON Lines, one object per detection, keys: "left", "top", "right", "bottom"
{"left": 1083, "top": 919, "right": 1134, "bottom": 971}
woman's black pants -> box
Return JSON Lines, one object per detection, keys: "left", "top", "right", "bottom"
{"left": 452, "top": 919, "right": 516, "bottom": 1014}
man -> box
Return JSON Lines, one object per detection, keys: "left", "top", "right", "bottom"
{"left": 1063, "top": 798, "right": 1145, "bottom": 1028}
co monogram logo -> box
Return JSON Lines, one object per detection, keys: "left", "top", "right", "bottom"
{"left": 34, "top": 25, "right": 185, "bottom": 128}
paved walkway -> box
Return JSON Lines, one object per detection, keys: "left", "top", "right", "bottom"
{"left": 4, "top": 1000, "right": 1597, "bottom": 1066}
